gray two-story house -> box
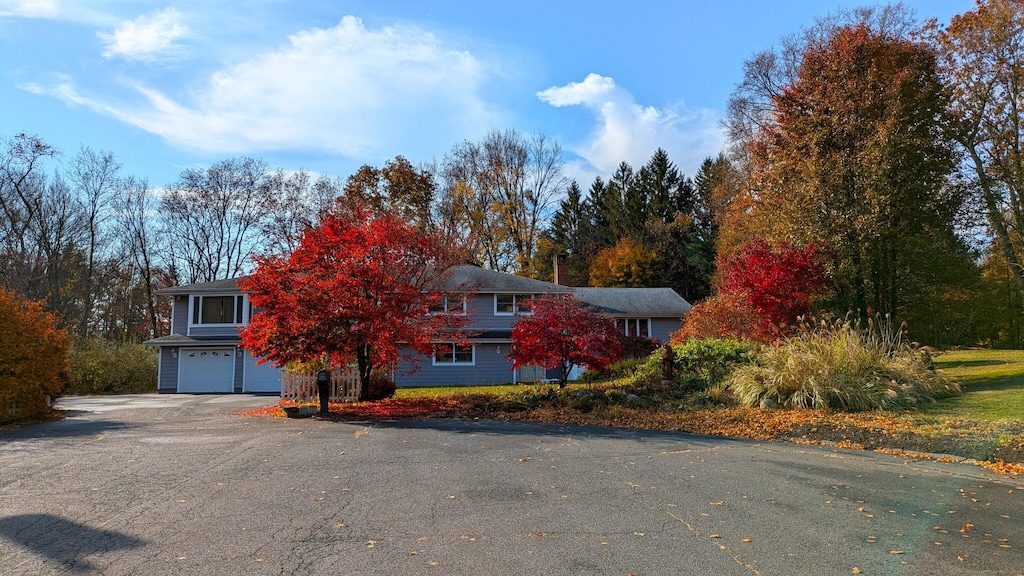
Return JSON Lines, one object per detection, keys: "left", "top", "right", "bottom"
{"left": 144, "top": 263, "right": 691, "bottom": 393}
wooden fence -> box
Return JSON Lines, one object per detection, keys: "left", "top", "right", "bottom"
{"left": 281, "top": 367, "right": 361, "bottom": 402}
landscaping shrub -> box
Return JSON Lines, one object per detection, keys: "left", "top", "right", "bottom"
{"left": 604, "top": 388, "right": 628, "bottom": 403}
{"left": 622, "top": 335, "right": 658, "bottom": 359}
{"left": 366, "top": 370, "right": 396, "bottom": 400}
{"left": 729, "top": 318, "right": 960, "bottom": 411}
{"left": 671, "top": 293, "right": 772, "bottom": 343}
{"left": 0, "top": 289, "right": 70, "bottom": 423}
{"left": 626, "top": 338, "right": 756, "bottom": 392}
{"left": 67, "top": 339, "right": 158, "bottom": 395}
{"left": 580, "top": 357, "right": 644, "bottom": 383}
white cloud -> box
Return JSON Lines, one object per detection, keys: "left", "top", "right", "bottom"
{"left": 538, "top": 73, "right": 725, "bottom": 179}
{"left": 0, "top": 0, "right": 115, "bottom": 24}
{"left": 34, "top": 15, "right": 502, "bottom": 161}
{"left": 98, "top": 8, "right": 187, "bottom": 61}
{"left": 0, "top": 0, "right": 58, "bottom": 18}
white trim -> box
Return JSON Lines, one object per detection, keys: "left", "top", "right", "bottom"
{"left": 616, "top": 317, "right": 652, "bottom": 338}
{"left": 188, "top": 294, "right": 248, "bottom": 330}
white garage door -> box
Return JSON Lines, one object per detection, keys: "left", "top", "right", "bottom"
{"left": 178, "top": 349, "right": 235, "bottom": 393}
{"left": 243, "top": 353, "right": 281, "bottom": 393}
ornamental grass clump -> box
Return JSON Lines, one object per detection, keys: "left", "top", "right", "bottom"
{"left": 730, "top": 316, "right": 959, "bottom": 411}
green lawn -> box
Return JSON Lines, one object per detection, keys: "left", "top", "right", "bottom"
{"left": 930, "top": 349, "right": 1024, "bottom": 421}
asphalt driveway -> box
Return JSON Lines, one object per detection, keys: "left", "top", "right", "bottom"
{"left": 1, "top": 394, "right": 1022, "bottom": 575}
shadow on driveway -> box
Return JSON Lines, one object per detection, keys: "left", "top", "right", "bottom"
{"left": 0, "top": 418, "right": 136, "bottom": 441}
{"left": 0, "top": 513, "right": 147, "bottom": 573}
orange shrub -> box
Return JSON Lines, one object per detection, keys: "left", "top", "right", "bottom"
{"left": 0, "top": 289, "right": 70, "bottom": 423}
{"left": 671, "top": 292, "right": 771, "bottom": 344}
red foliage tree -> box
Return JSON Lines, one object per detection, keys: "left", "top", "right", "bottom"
{"left": 675, "top": 241, "right": 823, "bottom": 343}
{"left": 508, "top": 294, "right": 623, "bottom": 387}
{"left": 239, "top": 205, "right": 468, "bottom": 401}
{"left": 718, "top": 240, "right": 823, "bottom": 332}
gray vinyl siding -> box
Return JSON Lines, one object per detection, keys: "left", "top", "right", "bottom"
{"left": 463, "top": 294, "right": 520, "bottom": 331}
{"left": 650, "top": 318, "right": 682, "bottom": 343}
{"left": 158, "top": 348, "right": 178, "bottom": 393}
{"left": 171, "top": 295, "right": 188, "bottom": 334}
{"left": 189, "top": 325, "right": 244, "bottom": 337}
{"left": 394, "top": 343, "right": 516, "bottom": 387}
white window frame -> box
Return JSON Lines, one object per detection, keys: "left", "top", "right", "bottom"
{"left": 616, "top": 318, "right": 652, "bottom": 338}
{"left": 494, "top": 294, "right": 534, "bottom": 316}
{"left": 432, "top": 342, "right": 476, "bottom": 366}
{"left": 189, "top": 294, "right": 248, "bottom": 327}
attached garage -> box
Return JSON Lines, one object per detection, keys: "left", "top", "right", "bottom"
{"left": 243, "top": 353, "right": 281, "bottom": 393}
{"left": 178, "top": 348, "right": 235, "bottom": 393}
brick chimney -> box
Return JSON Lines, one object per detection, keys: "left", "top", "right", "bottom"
{"left": 554, "top": 253, "right": 570, "bottom": 286}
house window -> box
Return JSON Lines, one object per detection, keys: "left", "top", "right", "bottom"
{"left": 428, "top": 294, "right": 467, "bottom": 315}
{"left": 495, "top": 294, "right": 534, "bottom": 315}
{"left": 192, "top": 295, "right": 245, "bottom": 325}
{"left": 616, "top": 318, "right": 651, "bottom": 338}
{"left": 433, "top": 343, "right": 475, "bottom": 365}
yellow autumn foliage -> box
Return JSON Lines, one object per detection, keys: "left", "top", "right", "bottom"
{"left": 589, "top": 237, "right": 657, "bottom": 287}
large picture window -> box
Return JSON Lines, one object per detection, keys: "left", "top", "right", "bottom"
{"left": 192, "top": 295, "right": 245, "bottom": 325}
{"left": 433, "top": 343, "right": 475, "bottom": 365}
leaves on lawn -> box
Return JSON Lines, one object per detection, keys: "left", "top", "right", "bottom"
{"left": 234, "top": 393, "right": 1024, "bottom": 475}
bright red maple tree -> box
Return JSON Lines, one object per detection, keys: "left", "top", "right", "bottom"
{"left": 239, "top": 204, "right": 468, "bottom": 401}
{"left": 718, "top": 240, "right": 823, "bottom": 334}
{"left": 508, "top": 294, "right": 623, "bottom": 388}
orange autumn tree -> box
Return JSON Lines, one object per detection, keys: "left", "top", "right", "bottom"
{"left": 0, "top": 289, "right": 70, "bottom": 422}
{"left": 239, "top": 204, "right": 468, "bottom": 401}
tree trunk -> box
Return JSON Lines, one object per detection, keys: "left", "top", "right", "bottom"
{"left": 973, "top": 159, "right": 1024, "bottom": 313}
{"left": 356, "top": 344, "right": 372, "bottom": 401}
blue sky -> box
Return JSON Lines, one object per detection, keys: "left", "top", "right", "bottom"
{"left": 0, "top": 0, "right": 971, "bottom": 188}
